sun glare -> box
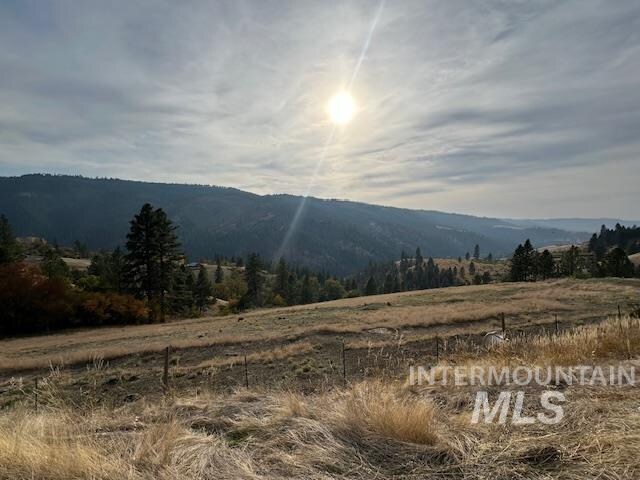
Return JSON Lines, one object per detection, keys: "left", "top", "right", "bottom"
{"left": 328, "top": 91, "right": 356, "bottom": 125}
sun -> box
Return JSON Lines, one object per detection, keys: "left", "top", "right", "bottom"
{"left": 328, "top": 91, "right": 356, "bottom": 125}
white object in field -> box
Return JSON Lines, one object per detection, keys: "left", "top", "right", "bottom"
{"left": 483, "top": 330, "right": 506, "bottom": 347}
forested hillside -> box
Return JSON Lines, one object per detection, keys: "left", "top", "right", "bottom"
{"left": 0, "top": 174, "right": 587, "bottom": 274}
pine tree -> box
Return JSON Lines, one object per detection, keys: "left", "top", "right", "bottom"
{"left": 469, "top": 261, "right": 476, "bottom": 276}
{"left": 274, "top": 258, "right": 289, "bottom": 302}
{"left": 509, "top": 239, "right": 538, "bottom": 281}
{"left": 415, "top": 247, "right": 423, "bottom": 267}
{"left": 602, "top": 248, "right": 635, "bottom": 277}
{"left": 0, "top": 215, "right": 22, "bottom": 264}
{"left": 88, "top": 247, "right": 125, "bottom": 292}
{"left": 242, "top": 253, "right": 264, "bottom": 307}
{"left": 124, "top": 203, "right": 182, "bottom": 321}
{"left": 465, "top": 252, "right": 470, "bottom": 261}
{"left": 473, "top": 244, "right": 480, "bottom": 259}
{"left": 169, "top": 265, "right": 194, "bottom": 315}
{"left": 560, "top": 245, "right": 581, "bottom": 277}
{"left": 415, "top": 247, "right": 424, "bottom": 288}
{"left": 300, "top": 274, "right": 313, "bottom": 304}
{"left": 538, "top": 249, "right": 555, "bottom": 280}
{"left": 214, "top": 258, "right": 224, "bottom": 283}
{"left": 195, "top": 265, "right": 213, "bottom": 313}
{"left": 365, "top": 276, "right": 378, "bottom": 296}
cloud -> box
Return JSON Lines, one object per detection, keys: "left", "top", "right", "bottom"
{"left": 0, "top": 0, "right": 639, "bottom": 218}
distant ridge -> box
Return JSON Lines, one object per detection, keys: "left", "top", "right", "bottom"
{"left": 0, "top": 174, "right": 589, "bottom": 274}
{"left": 504, "top": 218, "right": 640, "bottom": 233}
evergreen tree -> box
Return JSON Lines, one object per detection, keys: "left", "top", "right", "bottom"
{"left": 473, "top": 244, "right": 480, "bottom": 259}
{"left": 214, "top": 258, "right": 224, "bottom": 283}
{"left": 41, "top": 248, "right": 71, "bottom": 280}
{"left": 169, "top": 265, "right": 194, "bottom": 315}
{"left": 560, "top": 245, "right": 581, "bottom": 277}
{"left": 300, "top": 274, "right": 313, "bottom": 304}
{"left": 469, "top": 261, "right": 476, "bottom": 276}
{"left": 482, "top": 271, "right": 491, "bottom": 284}
{"left": 195, "top": 265, "right": 213, "bottom": 313}
{"left": 425, "top": 257, "right": 438, "bottom": 288}
{"left": 602, "top": 248, "right": 635, "bottom": 277}
{"left": 242, "top": 253, "right": 264, "bottom": 307}
{"left": 0, "top": 215, "right": 22, "bottom": 264}
{"left": 538, "top": 249, "right": 555, "bottom": 280}
{"left": 365, "top": 276, "right": 378, "bottom": 296}
{"left": 465, "top": 252, "right": 470, "bottom": 261}
{"left": 88, "top": 247, "right": 125, "bottom": 292}
{"left": 486, "top": 253, "right": 493, "bottom": 262}
{"left": 274, "top": 258, "right": 289, "bottom": 302}
{"left": 415, "top": 247, "right": 423, "bottom": 267}
{"left": 509, "top": 239, "right": 539, "bottom": 281}
{"left": 399, "top": 250, "right": 409, "bottom": 289}
{"left": 124, "top": 203, "right": 182, "bottom": 321}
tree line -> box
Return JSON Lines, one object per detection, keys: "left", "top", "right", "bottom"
{"left": 509, "top": 234, "right": 639, "bottom": 282}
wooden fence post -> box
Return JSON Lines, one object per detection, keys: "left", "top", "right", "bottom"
{"left": 34, "top": 378, "right": 38, "bottom": 413}
{"left": 341, "top": 341, "right": 346, "bottom": 386}
{"left": 244, "top": 355, "right": 249, "bottom": 389}
{"left": 555, "top": 314, "right": 559, "bottom": 335}
{"left": 618, "top": 304, "right": 622, "bottom": 320}
{"left": 162, "top": 346, "right": 170, "bottom": 393}
{"left": 501, "top": 312, "right": 506, "bottom": 335}
{"left": 435, "top": 335, "right": 440, "bottom": 363}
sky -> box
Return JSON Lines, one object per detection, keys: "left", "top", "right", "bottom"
{"left": 0, "top": 0, "right": 639, "bottom": 219}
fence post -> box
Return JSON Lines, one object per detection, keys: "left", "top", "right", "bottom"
{"left": 618, "top": 304, "right": 622, "bottom": 320}
{"left": 555, "top": 314, "right": 559, "bottom": 335}
{"left": 162, "top": 346, "right": 170, "bottom": 393}
{"left": 341, "top": 341, "right": 346, "bottom": 386}
{"left": 244, "top": 355, "right": 249, "bottom": 389}
{"left": 435, "top": 335, "right": 440, "bottom": 363}
{"left": 34, "top": 378, "right": 38, "bottom": 413}
{"left": 501, "top": 312, "right": 506, "bottom": 335}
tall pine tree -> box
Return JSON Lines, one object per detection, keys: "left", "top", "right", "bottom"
{"left": 124, "top": 203, "right": 182, "bottom": 321}
{"left": 195, "top": 265, "right": 213, "bottom": 313}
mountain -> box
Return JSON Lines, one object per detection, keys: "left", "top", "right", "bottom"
{"left": 503, "top": 218, "right": 640, "bottom": 233}
{"left": 0, "top": 174, "right": 589, "bottom": 275}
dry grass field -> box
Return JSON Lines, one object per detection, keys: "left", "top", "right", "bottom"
{"left": 1, "top": 308, "right": 639, "bottom": 479}
{"left": 0, "top": 278, "right": 636, "bottom": 377}
{"left": 432, "top": 257, "right": 509, "bottom": 280}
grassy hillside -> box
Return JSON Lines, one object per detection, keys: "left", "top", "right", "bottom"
{"left": 0, "top": 174, "right": 588, "bottom": 274}
{"left": 1, "top": 293, "right": 639, "bottom": 478}
{"left": 1, "top": 277, "right": 636, "bottom": 378}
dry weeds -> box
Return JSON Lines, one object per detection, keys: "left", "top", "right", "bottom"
{"left": 1, "top": 314, "right": 639, "bottom": 479}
